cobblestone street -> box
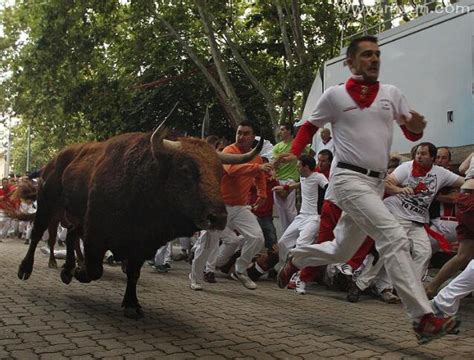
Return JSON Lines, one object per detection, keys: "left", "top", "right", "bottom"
{"left": 1, "top": 238, "right": 473, "bottom": 359}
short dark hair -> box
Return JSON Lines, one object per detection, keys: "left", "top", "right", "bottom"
{"left": 437, "top": 146, "right": 452, "bottom": 161}
{"left": 388, "top": 156, "right": 402, "bottom": 171}
{"left": 346, "top": 35, "right": 378, "bottom": 58}
{"left": 238, "top": 120, "right": 257, "bottom": 134}
{"left": 318, "top": 149, "right": 333, "bottom": 163}
{"left": 417, "top": 142, "right": 437, "bottom": 161}
{"left": 299, "top": 154, "right": 316, "bottom": 171}
{"left": 279, "top": 122, "right": 294, "bottom": 134}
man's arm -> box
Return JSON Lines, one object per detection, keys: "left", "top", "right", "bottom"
{"left": 384, "top": 173, "right": 414, "bottom": 196}
{"left": 399, "top": 111, "right": 426, "bottom": 141}
{"left": 459, "top": 153, "right": 473, "bottom": 175}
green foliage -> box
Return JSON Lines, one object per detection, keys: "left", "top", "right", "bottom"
{"left": 0, "top": 0, "right": 435, "bottom": 167}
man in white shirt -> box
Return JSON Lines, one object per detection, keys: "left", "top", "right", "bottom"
{"left": 276, "top": 35, "right": 459, "bottom": 344}
{"left": 314, "top": 128, "right": 335, "bottom": 157}
{"left": 351, "top": 143, "right": 463, "bottom": 299}
{"left": 274, "top": 154, "right": 328, "bottom": 273}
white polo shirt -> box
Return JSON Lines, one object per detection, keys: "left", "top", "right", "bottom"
{"left": 307, "top": 83, "right": 411, "bottom": 172}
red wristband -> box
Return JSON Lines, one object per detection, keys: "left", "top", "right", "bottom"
{"left": 283, "top": 184, "right": 290, "bottom": 191}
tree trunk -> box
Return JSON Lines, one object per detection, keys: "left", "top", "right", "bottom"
{"left": 221, "top": 29, "right": 279, "bottom": 130}
{"left": 195, "top": 0, "right": 247, "bottom": 128}
{"left": 155, "top": 12, "right": 241, "bottom": 129}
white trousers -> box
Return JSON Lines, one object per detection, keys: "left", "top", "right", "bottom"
{"left": 154, "top": 243, "right": 172, "bottom": 265}
{"left": 277, "top": 213, "right": 320, "bottom": 265}
{"left": 273, "top": 180, "right": 297, "bottom": 231}
{"left": 429, "top": 218, "right": 458, "bottom": 252}
{"left": 222, "top": 205, "right": 264, "bottom": 273}
{"left": 433, "top": 260, "right": 474, "bottom": 316}
{"left": 355, "top": 254, "right": 392, "bottom": 293}
{"left": 290, "top": 170, "right": 432, "bottom": 319}
{"left": 356, "top": 216, "right": 431, "bottom": 290}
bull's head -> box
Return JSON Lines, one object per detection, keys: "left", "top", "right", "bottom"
{"left": 150, "top": 128, "right": 263, "bottom": 231}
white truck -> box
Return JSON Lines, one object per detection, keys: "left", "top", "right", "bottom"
{"left": 303, "top": 0, "right": 474, "bottom": 154}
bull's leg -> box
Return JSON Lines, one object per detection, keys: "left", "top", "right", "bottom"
{"left": 122, "top": 258, "right": 144, "bottom": 319}
{"left": 73, "top": 239, "right": 105, "bottom": 283}
{"left": 47, "top": 220, "right": 59, "bottom": 269}
{"left": 18, "top": 216, "right": 55, "bottom": 280}
{"left": 75, "top": 238, "right": 84, "bottom": 268}
{"left": 60, "top": 229, "right": 80, "bottom": 284}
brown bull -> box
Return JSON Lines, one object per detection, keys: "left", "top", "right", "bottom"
{"left": 9, "top": 177, "right": 84, "bottom": 270}
{"left": 18, "top": 128, "right": 262, "bottom": 318}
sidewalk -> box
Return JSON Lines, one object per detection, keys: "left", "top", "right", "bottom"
{"left": 1, "top": 238, "right": 473, "bottom": 359}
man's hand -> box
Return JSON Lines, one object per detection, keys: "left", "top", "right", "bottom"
{"left": 259, "top": 163, "right": 273, "bottom": 173}
{"left": 252, "top": 197, "right": 266, "bottom": 210}
{"left": 403, "top": 110, "right": 426, "bottom": 134}
{"left": 398, "top": 187, "right": 414, "bottom": 195}
{"left": 272, "top": 185, "right": 290, "bottom": 199}
{"left": 273, "top": 153, "right": 297, "bottom": 168}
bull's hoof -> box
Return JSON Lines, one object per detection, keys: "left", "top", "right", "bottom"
{"left": 123, "top": 306, "right": 144, "bottom": 319}
{"left": 73, "top": 268, "right": 91, "bottom": 283}
{"left": 60, "top": 268, "right": 73, "bottom": 284}
{"left": 49, "top": 259, "right": 58, "bottom": 269}
{"left": 18, "top": 262, "right": 32, "bottom": 280}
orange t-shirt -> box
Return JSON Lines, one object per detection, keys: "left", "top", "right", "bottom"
{"left": 221, "top": 144, "right": 266, "bottom": 206}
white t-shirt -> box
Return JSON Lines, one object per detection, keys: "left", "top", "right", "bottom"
{"left": 307, "top": 83, "right": 411, "bottom": 172}
{"left": 316, "top": 138, "right": 335, "bottom": 158}
{"left": 300, "top": 172, "right": 328, "bottom": 215}
{"left": 384, "top": 161, "right": 462, "bottom": 223}
{"left": 466, "top": 156, "right": 474, "bottom": 180}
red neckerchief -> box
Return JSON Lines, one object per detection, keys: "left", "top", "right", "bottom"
{"left": 345, "top": 76, "right": 379, "bottom": 108}
{"left": 412, "top": 160, "right": 432, "bottom": 177}
{"left": 315, "top": 166, "right": 330, "bottom": 180}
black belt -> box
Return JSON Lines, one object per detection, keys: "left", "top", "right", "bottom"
{"left": 337, "top": 162, "right": 386, "bottom": 179}
{"left": 460, "top": 188, "right": 474, "bottom": 194}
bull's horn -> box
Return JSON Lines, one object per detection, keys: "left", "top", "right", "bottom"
{"left": 150, "top": 129, "right": 181, "bottom": 159}
{"left": 218, "top": 137, "right": 264, "bottom": 164}
{"left": 163, "top": 139, "right": 181, "bottom": 150}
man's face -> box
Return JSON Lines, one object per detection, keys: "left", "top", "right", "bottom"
{"left": 278, "top": 126, "right": 292, "bottom": 141}
{"left": 297, "top": 161, "right": 309, "bottom": 176}
{"left": 347, "top": 41, "right": 380, "bottom": 82}
{"left": 317, "top": 154, "right": 331, "bottom": 172}
{"left": 415, "top": 145, "right": 434, "bottom": 168}
{"left": 320, "top": 129, "right": 331, "bottom": 142}
{"left": 235, "top": 125, "right": 255, "bottom": 151}
{"left": 1, "top": 179, "right": 8, "bottom": 188}
{"left": 436, "top": 148, "right": 450, "bottom": 168}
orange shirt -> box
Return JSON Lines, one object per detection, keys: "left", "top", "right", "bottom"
{"left": 221, "top": 144, "right": 266, "bottom": 206}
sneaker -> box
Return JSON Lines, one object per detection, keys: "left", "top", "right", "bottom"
{"left": 430, "top": 300, "right": 461, "bottom": 335}
{"left": 189, "top": 274, "right": 202, "bottom": 291}
{"left": 336, "top": 263, "right": 353, "bottom": 276}
{"left": 146, "top": 260, "right": 155, "bottom": 266}
{"left": 287, "top": 272, "right": 299, "bottom": 290}
{"left": 413, "top": 313, "right": 459, "bottom": 344}
{"left": 105, "top": 255, "right": 115, "bottom": 266}
{"left": 380, "top": 289, "right": 401, "bottom": 304}
{"left": 277, "top": 256, "right": 299, "bottom": 289}
{"left": 153, "top": 265, "right": 168, "bottom": 273}
{"left": 163, "top": 263, "right": 171, "bottom": 269}
{"left": 231, "top": 271, "right": 257, "bottom": 290}
{"left": 203, "top": 271, "right": 216, "bottom": 283}
{"left": 294, "top": 274, "right": 306, "bottom": 295}
{"left": 346, "top": 281, "right": 362, "bottom": 303}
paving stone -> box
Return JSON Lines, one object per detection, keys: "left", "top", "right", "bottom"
{"left": 1, "top": 239, "right": 473, "bottom": 360}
